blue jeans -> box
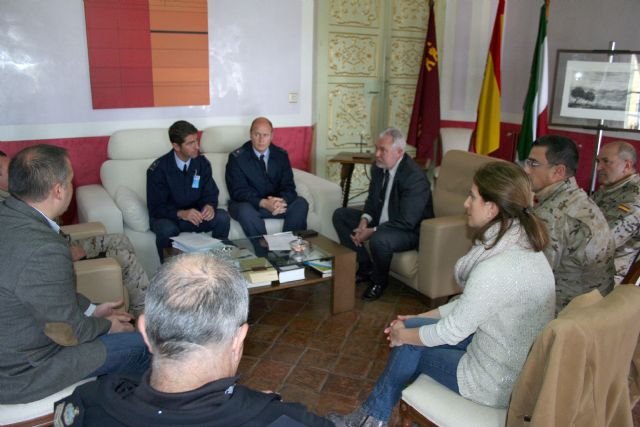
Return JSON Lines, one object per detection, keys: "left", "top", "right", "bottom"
{"left": 86, "top": 332, "right": 151, "bottom": 379}
{"left": 362, "top": 317, "right": 473, "bottom": 421}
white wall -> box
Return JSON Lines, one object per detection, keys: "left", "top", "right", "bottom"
{"left": 0, "top": 0, "right": 314, "bottom": 140}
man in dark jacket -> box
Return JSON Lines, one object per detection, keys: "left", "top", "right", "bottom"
{"left": 147, "top": 120, "right": 230, "bottom": 260}
{"left": 0, "top": 145, "right": 149, "bottom": 404}
{"left": 56, "top": 253, "right": 333, "bottom": 427}
{"left": 333, "top": 128, "right": 433, "bottom": 301}
{"left": 225, "top": 117, "right": 308, "bottom": 238}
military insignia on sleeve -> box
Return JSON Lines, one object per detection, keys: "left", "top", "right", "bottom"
{"left": 618, "top": 204, "right": 632, "bottom": 213}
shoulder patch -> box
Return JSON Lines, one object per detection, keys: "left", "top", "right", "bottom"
{"left": 231, "top": 147, "right": 244, "bottom": 158}
{"left": 272, "top": 145, "right": 287, "bottom": 155}
{"left": 199, "top": 154, "right": 211, "bottom": 166}
{"left": 147, "top": 159, "right": 160, "bottom": 172}
{"left": 618, "top": 203, "right": 632, "bottom": 213}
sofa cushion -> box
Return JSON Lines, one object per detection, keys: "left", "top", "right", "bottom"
{"left": 109, "top": 129, "right": 171, "bottom": 160}
{"left": 295, "top": 181, "right": 315, "bottom": 213}
{"left": 115, "top": 186, "right": 149, "bottom": 232}
{"left": 201, "top": 126, "right": 250, "bottom": 153}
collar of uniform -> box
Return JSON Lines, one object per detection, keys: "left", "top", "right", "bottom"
{"left": 31, "top": 205, "right": 61, "bottom": 233}
{"left": 252, "top": 147, "right": 270, "bottom": 162}
{"left": 535, "top": 176, "right": 577, "bottom": 205}
{"left": 599, "top": 173, "right": 639, "bottom": 194}
{"left": 174, "top": 152, "right": 191, "bottom": 171}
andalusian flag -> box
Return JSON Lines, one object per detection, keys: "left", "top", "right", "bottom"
{"left": 474, "top": 0, "right": 505, "bottom": 156}
{"left": 517, "top": 1, "right": 550, "bottom": 161}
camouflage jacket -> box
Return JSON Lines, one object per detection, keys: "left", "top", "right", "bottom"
{"left": 592, "top": 173, "right": 640, "bottom": 283}
{"left": 533, "top": 177, "right": 615, "bottom": 312}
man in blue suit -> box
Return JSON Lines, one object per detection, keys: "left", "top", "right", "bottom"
{"left": 225, "top": 117, "right": 308, "bottom": 237}
{"left": 147, "top": 120, "right": 230, "bottom": 260}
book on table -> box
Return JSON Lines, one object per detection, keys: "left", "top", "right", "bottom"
{"left": 239, "top": 257, "right": 279, "bottom": 285}
{"left": 304, "top": 259, "right": 332, "bottom": 277}
{"left": 277, "top": 263, "right": 305, "bottom": 283}
{"left": 170, "top": 233, "right": 222, "bottom": 252}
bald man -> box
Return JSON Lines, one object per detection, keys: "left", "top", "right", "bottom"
{"left": 593, "top": 141, "right": 640, "bottom": 283}
{"left": 225, "top": 117, "right": 308, "bottom": 237}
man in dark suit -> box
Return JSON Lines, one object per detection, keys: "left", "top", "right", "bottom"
{"left": 225, "top": 117, "right": 308, "bottom": 237}
{"left": 0, "top": 145, "right": 150, "bottom": 404}
{"left": 333, "top": 128, "right": 433, "bottom": 301}
{"left": 147, "top": 120, "right": 230, "bottom": 260}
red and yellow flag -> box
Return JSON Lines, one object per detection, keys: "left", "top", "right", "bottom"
{"left": 406, "top": 0, "right": 440, "bottom": 163}
{"left": 474, "top": 0, "right": 505, "bottom": 155}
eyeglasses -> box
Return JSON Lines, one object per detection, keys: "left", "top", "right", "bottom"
{"left": 524, "top": 158, "right": 555, "bottom": 169}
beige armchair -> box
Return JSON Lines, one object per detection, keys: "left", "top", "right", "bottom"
{"left": 61, "top": 222, "right": 129, "bottom": 311}
{"left": 389, "top": 150, "right": 500, "bottom": 303}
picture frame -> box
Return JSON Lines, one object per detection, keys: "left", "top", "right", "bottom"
{"left": 550, "top": 49, "right": 640, "bottom": 132}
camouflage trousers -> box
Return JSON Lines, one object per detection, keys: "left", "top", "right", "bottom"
{"left": 76, "top": 234, "right": 149, "bottom": 315}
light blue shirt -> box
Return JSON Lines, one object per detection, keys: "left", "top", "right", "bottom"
{"left": 174, "top": 152, "right": 191, "bottom": 172}
{"left": 253, "top": 147, "right": 270, "bottom": 170}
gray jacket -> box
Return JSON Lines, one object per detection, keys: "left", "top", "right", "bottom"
{"left": 0, "top": 196, "right": 109, "bottom": 404}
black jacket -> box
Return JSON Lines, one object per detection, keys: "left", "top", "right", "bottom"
{"left": 225, "top": 141, "right": 298, "bottom": 209}
{"left": 55, "top": 372, "right": 333, "bottom": 427}
{"left": 363, "top": 153, "right": 433, "bottom": 231}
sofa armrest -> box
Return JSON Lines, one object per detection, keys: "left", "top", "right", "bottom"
{"left": 416, "top": 215, "right": 471, "bottom": 299}
{"left": 293, "top": 169, "right": 342, "bottom": 242}
{"left": 76, "top": 185, "right": 124, "bottom": 234}
{"left": 74, "top": 258, "right": 129, "bottom": 311}
{"left": 60, "top": 222, "right": 107, "bottom": 241}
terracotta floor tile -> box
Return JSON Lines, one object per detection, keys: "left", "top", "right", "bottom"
{"left": 243, "top": 339, "right": 272, "bottom": 358}
{"left": 238, "top": 356, "right": 259, "bottom": 377}
{"left": 308, "top": 334, "right": 346, "bottom": 353}
{"left": 333, "top": 354, "right": 373, "bottom": 378}
{"left": 285, "top": 366, "right": 328, "bottom": 392}
{"left": 272, "top": 299, "right": 305, "bottom": 314}
{"left": 265, "top": 343, "right": 305, "bottom": 365}
{"left": 278, "top": 329, "right": 312, "bottom": 347}
{"left": 288, "top": 316, "right": 322, "bottom": 333}
{"left": 259, "top": 312, "right": 293, "bottom": 327}
{"left": 248, "top": 323, "right": 283, "bottom": 342}
{"left": 283, "top": 288, "right": 314, "bottom": 302}
{"left": 250, "top": 359, "right": 294, "bottom": 386}
{"left": 314, "top": 393, "right": 360, "bottom": 417}
{"left": 369, "top": 358, "right": 387, "bottom": 380}
{"left": 323, "top": 373, "right": 368, "bottom": 397}
{"left": 299, "top": 349, "right": 339, "bottom": 370}
{"left": 278, "top": 384, "right": 320, "bottom": 411}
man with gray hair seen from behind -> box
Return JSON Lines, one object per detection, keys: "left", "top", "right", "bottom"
{"left": 333, "top": 128, "right": 433, "bottom": 301}
{"left": 593, "top": 141, "right": 640, "bottom": 283}
{"left": 57, "top": 253, "right": 334, "bottom": 426}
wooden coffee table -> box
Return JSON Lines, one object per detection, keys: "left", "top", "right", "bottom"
{"left": 165, "top": 234, "right": 355, "bottom": 314}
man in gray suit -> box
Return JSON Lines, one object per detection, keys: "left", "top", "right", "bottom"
{"left": 0, "top": 145, "right": 150, "bottom": 404}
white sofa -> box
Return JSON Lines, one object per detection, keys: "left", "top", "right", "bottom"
{"left": 76, "top": 126, "right": 342, "bottom": 277}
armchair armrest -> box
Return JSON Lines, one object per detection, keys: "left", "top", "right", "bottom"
{"left": 60, "top": 222, "right": 107, "bottom": 241}
{"left": 74, "top": 258, "right": 129, "bottom": 312}
{"left": 76, "top": 185, "right": 124, "bottom": 234}
{"left": 293, "top": 169, "right": 342, "bottom": 242}
{"left": 416, "top": 215, "right": 471, "bottom": 299}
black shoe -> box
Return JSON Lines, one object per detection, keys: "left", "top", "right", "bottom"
{"left": 362, "top": 283, "right": 385, "bottom": 301}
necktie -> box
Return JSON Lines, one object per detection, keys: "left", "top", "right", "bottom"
{"left": 377, "top": 170, "right": 390, "bottom": 221}
{"left": 259, "top": 154, "right": 267, "bottom": 174}
{"left": 182, "top": 164, "right": 187, "bottom": 175}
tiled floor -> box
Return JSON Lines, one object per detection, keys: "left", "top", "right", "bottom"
{"left": 237, "top": 277, "right": 431, "bottom": 426}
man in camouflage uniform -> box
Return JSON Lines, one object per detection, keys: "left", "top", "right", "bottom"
{"left": 524, "top": 135, "right": 615, "bottom": 313}
{"left": 0, "top": 150, "right": 148, "bottom": 315}
{"left": 592, "top": 141, "right": 640, "bottom": 283}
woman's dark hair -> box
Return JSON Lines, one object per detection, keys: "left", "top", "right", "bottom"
{"left": 472, "top": 161, "right": 548, "bottom": 251}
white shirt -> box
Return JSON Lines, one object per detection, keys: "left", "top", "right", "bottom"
{"left": 361, "top": 157, "right": 401, "bottom": 226}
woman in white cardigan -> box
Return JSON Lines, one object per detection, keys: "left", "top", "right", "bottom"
{"left": 329, "top": 162, "right": 556, "bottom": 427}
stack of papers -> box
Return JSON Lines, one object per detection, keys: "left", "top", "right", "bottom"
{"left": 263, "top": 232, "right": 296, "bottom": 251}
{"left": 171, "top": 233, "right": 222, "bottom": 252}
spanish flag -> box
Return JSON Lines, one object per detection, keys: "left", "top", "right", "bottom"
{"left": 475, "top": 0, "right": 505, "bottom": 155}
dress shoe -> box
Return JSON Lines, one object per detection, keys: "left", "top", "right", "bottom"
{"left": 327, "top": 408, "right": 388, "bottom": 427}
{"left": 362, "top": 283, "right": 385, "bottom": 301}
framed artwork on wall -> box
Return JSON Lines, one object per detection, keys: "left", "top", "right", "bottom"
{"left": 550, "top": 49, "right": 640, "bottom": 132}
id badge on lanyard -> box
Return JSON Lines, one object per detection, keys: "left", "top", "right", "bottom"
{"left": 192, "top": 170, "right": 200, "bottom": 189}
